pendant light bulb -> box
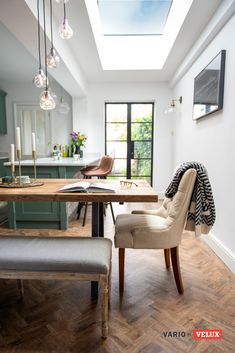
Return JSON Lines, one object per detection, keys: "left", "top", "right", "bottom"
{"left": 47, "top": 48, "right": 60, "bottom": 68}
{"left": 40, "top": 90, "right": 56, "bottom": 110}
{"left": 33, "top": 69, "right": 48, "bottom": 88}
{"left": 59, "top": 19, "right": 73, "bottom": 39}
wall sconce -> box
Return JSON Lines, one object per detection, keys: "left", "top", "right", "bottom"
{"left": 171, "top": 96, "right": 183, "bottom": 107}
{"left": 165, "top": 96, "right": 182, "bottom": 114}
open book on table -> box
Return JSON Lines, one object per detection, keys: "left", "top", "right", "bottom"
{"left": 59, "top": 181, "right": 116, "bottom": 193}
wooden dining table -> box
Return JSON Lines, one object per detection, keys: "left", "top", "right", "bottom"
{"left": 0, "top": 178, "right": 158, "bottom": 234}
{"left": 0, "top": 178, "right": 158, "bottom": 297}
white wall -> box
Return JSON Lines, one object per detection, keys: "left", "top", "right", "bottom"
{"left": 0, "top": 80, "right": 72, "bottom": 154}
{"left": 75, "top": 82, "right": 172, "bottom": 193}
{"left": 0, "top": 79, "right": 173, "bottom": 193}
{"left": 172, "top": 14, "right": 235, "bottom": 270}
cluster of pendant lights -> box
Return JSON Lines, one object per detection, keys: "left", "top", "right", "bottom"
{"left": 33, "top": 0, "right": 73, "bottom": 110}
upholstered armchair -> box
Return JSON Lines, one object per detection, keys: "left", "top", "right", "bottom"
{"left": 114, "top": 168, "right": 197, "bottom": 295}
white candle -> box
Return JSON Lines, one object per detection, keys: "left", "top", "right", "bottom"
{"left": 11, "top": 144, "right": 15, "bottom": 164}
{"left": 16, "top": 127, "right": 21, "bottom": 151}
{"left": 32, "top": 132, "right": 36, "bottom": 151}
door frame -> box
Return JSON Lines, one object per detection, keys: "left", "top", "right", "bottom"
{"left": 105, "top": 102, "right": 154, "bottom": 185}
{"left": 13, "top": 102, "right": 52, "bottom": 158}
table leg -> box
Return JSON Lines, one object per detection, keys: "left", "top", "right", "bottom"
{"left": 92, "top": 202, "right": 99, "bottom": 237}
{"left": 99, "top": 203, "right": 104, "bottom": 237}
{"left": 91, "top": 202, "right": 104, "bottom": 298}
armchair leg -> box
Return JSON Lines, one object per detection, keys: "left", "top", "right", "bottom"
{"left": 164, "top": 249, "right": 171, "bottom": 269}
{"left": 119, "top": 248, "right": 125, "bottom": 295}
{"left": 170, "top": 246, "right": 184, "bottom": 294}
{"left": 100, "top": 276, "right": 109, "bottom": 339}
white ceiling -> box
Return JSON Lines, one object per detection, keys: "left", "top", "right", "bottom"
{"left": 50, "top": 0, "right": 223, "bottom": 82}
{"left": 0, "top": 22, "right": 37, "bottom": 82}
{"left": 0, "top": 0, "right": 225, "bottom": 92}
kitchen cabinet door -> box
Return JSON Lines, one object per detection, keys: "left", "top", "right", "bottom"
{"left": 0, "top": 90, "right": 7, "bottom": 134}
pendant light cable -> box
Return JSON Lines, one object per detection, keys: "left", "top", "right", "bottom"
{"left": 59, "top": 0, "right": 73, "bottom": 39}
{"left": 37, "top": 0, "right": 42, "bottom": 70}
{"left": 63, "top": 2, "right": 66, "bottom": 23}
{"left": 50, "top": 0, "right": 54, "bottom": 49}
{"left": 43, "top": 0, "right": 48, "bottom": 91}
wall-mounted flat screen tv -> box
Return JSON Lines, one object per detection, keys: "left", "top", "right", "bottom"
{"left": 192, "top": 50, "right": 226, "bottom": 120}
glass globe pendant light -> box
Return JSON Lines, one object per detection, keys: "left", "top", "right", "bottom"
{"left": 59, "top": 2, "right": 73, "bottom": 39}
{"left": 33, "top": 69, "right": 47, "bottom": 88}
{"left": 40, "top": 0, "right": 57, "bottom": 110}
{"left": 33, "top": 0, "right": 47, "bottom": 88}
{"left": 47, "top": 48, "right": 60, "bottom": 68}
{"left": 40, "top": 90, "right": 56, "bottom": 110}
{"left": 47, "top": 0, "right": 60, "bottom": 68}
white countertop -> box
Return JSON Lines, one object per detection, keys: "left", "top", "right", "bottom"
{"left": 0, "top": 153, "right": 9, "bottom": 160}
{"left": 4, "top": 155, "right": 100, "bottom": 167}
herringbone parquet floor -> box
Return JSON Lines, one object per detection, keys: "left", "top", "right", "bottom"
{"left": 0, "top": 202, "right": 234, "bottom": 353}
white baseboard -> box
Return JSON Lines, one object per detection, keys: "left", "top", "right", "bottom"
{"left": 203, "top": 233, "right": 235, "bottom": 274}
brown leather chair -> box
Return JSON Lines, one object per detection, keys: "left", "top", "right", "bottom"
{"left": 81, "top": 155, "right": 114, "bottom": 179}
{"left": 77, "top": 156, "right": 115, "bottom": 226}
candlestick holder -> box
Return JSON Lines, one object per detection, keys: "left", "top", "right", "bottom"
{"left": 16, "top": 149, "right": 22, "bottom": 186}
{"left": 32, "top": 150, "right": 37, "bottom": 180}
{"left": 0, "top": 146, "right": 44, "bottom": 189}
{"left": 11, "top": 162, "right": 15, "bottom": 182}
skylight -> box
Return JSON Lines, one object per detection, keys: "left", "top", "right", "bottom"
{"left": 85, "top": 0, "right": 194, "bottom": 70}
{"left": 98, "top": 0, "right": 173, "bottom": 36}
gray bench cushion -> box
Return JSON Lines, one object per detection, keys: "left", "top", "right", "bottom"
{"left": 0, "top": 236, "right": 112, "bottom": 274}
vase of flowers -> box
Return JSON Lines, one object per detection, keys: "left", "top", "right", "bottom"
{"left": 70, "top": 131, "right": 87, "bottom": 158}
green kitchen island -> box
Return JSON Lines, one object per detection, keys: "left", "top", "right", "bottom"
{"left": 4, "top": 155, "right": 100, "bottom": 229}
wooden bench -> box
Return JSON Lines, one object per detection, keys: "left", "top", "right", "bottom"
{"left": 0, "top": 236, "right": 112, "bottom": 338}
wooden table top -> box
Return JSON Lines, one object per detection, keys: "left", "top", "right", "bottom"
{"left": 0, "top": 179, "right": 158, "bottom": 203}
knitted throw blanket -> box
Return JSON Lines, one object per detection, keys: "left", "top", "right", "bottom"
{"left": 165, "top": 162, "right": 216, "bottom": 236}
